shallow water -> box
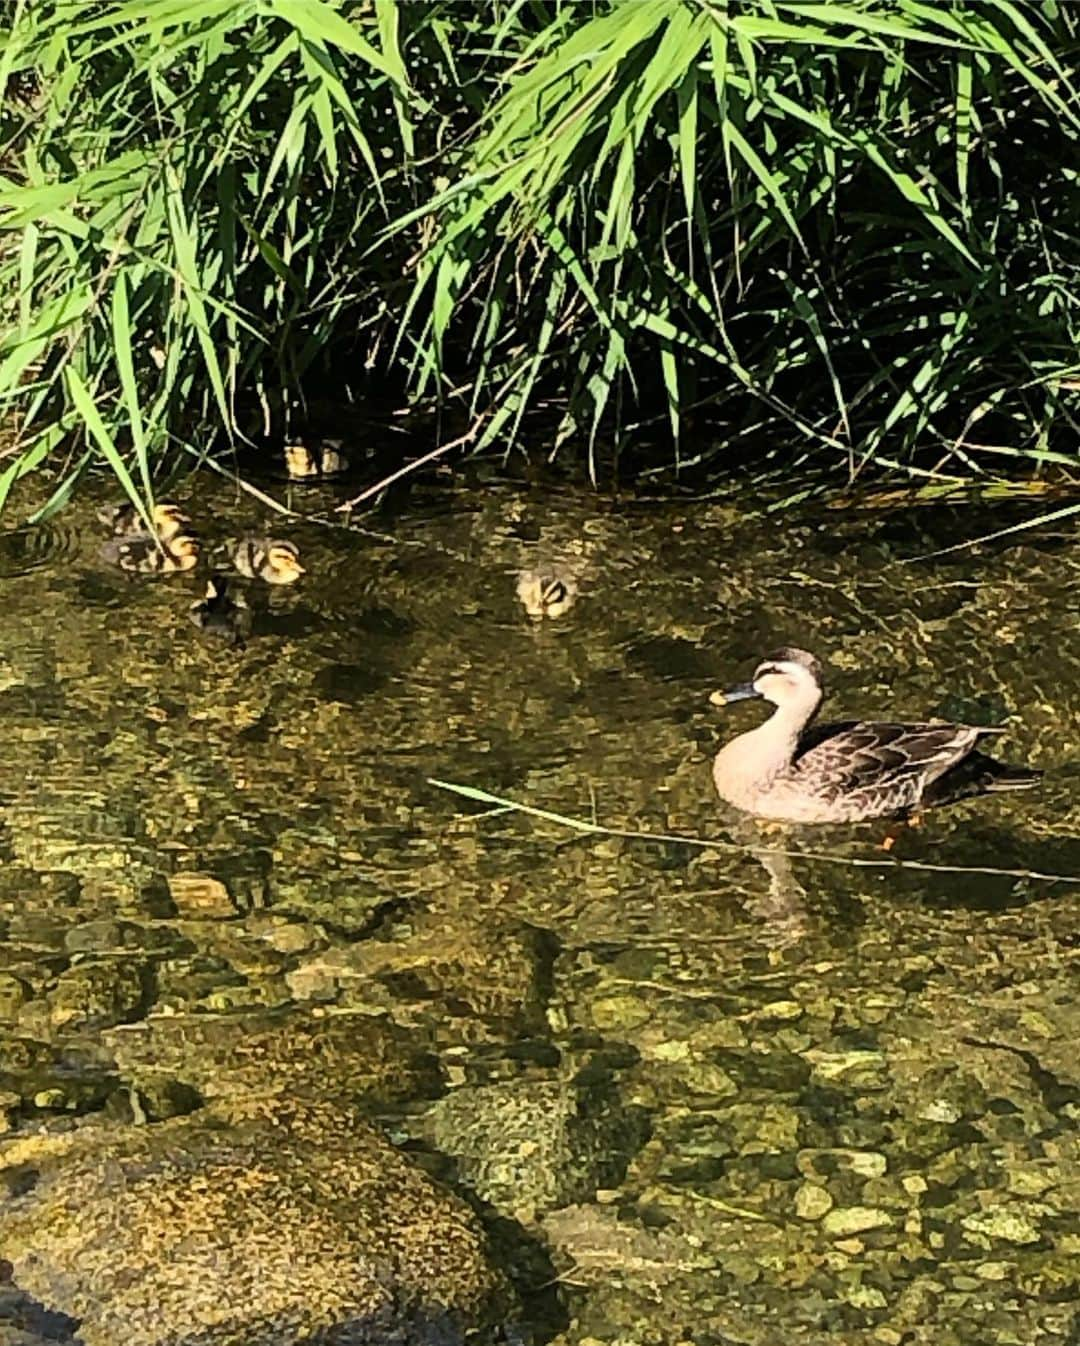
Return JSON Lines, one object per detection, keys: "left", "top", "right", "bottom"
{"left": 1, "top": 473, "right": 1079, "bottom": 1344}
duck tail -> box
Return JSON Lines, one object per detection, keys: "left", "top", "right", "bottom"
{"left": 924, "top": 751, "right": 1041, "bottom": 807}
{"left": 981, "top": 761, "right": 1042, "bottom": 793}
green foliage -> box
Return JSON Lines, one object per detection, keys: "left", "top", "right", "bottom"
{"left": 0, "top": 0, "right": 410, "bottom": 516}
{"left": 1, "top": 0, "right": 1078, "bottom": 515}
{"left": 400, "top": 0, "right": 1080, "bottom": 485}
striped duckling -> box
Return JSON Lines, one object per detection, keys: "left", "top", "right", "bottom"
{"left": 515, "top": 566, "right": 577, "bottom": 620}
{"left": 283, "top": 439, "right": 349, "bottom": 481}
{"left": 99, "top": 501, "right": 199, "bottom": 575}
{"left": 98, "top": 500, "right": 188, "bottom": 540}
{"left": 230, "top": 537, "right": 305, "bottom": 586}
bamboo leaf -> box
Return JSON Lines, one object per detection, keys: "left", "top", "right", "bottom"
{"left": 64, "top": 364, "right": 149, "bottom": 523}
{"left": 267, "top": 0, "right": 403, "bottom": 84}
{"left": 110, "top": 273, "right": 152, "bottom": 505}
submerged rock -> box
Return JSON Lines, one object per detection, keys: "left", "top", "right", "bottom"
{"left": 0, "top": 1095, "right": 514, "bottom": 1346}
{"left": 0, "top": 973, "right": 31, "bottom": 1020}
{"left": 821, "top": 1205, "right": 894, "bottom": 1237}
{"left": 327, "top": 914, "right": 551, "bottom": 1039}
{"left": 961, "top": 1205, "right": 1043, "bottom": 1246}
{"left": 425, "top": 1075, "right": 646, "bottom": 1221}
{"left": 47, "top": 959, "right": 149, "bottom": 1029}
{"left": 0, "top": 1031, "right": 113, "bottom": 1117}
{"left": 794, "top": 1182, "right": 834, "bottom": 1221}
{"left": 102, "top": 1007, "right": 438, "bottom": 1107}
{"left": 166, "top": 871, "right": 238, "bottom": 919}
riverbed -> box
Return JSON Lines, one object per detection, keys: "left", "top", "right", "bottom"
{"left": 1, "top": 472, "right": 1078, "bottom": 1345}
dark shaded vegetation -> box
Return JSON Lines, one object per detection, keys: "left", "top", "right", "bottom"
{"left": 1, "top": 0, "right": 1078, "bottom": 517}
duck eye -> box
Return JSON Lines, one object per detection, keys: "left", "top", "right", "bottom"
{"left": 544, "top": 581, "right": 567, "bottom": 605}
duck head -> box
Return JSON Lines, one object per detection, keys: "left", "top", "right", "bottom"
{"left": 710, "top": 647, "right": 825, "bottom": 714}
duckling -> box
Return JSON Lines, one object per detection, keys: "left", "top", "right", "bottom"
{"left": 98, "top": 501, "right": 190, "bottom": 543}
{"left": 283, "top": 439, "right": 349, "bottom": 480}
{"left": 516, "top": 567, "right": 577, "bottom": 620}
{"left": 229, "top": 537, "right": 305, "bottom": 585}
{"left": 710, "top": 647, "right": 1041, "bottom": 824}
{"left": 100, "top": 529, "right": 200, "bottom": 575}
{"left": 189, "top": 575, "right": 251, "bottom": 646}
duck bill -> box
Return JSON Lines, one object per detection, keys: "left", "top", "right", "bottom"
{"left": 709, "top": 682, "right": 761, "bottom": 707}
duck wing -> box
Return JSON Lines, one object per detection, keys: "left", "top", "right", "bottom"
{"left": 794, "top": 720, "right": 991, "bottom": 811}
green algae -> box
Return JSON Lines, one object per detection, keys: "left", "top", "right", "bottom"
{"left": 1, "top": 1096, "right": 513, "bottom": 1345}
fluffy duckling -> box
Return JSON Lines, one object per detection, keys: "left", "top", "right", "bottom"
{"left": 230, "top": 537, "right": 305, "bottom": 585}
{"left": 98, "top": 500, "right": 190, "bottom": 543}
{"left": 516, "top": 567, "right": 577, "bottom": 620}
{"left": 98, "top": 498, "right": 198, "bottom": 574}
{"left": 283, "top": 439, "right": 349, "bottom": 480}
{"left": 100, "top": 529, "right": 200, "bottom": 575}
{"left": 189, "top": 575, "right": 251, "bottom": 646}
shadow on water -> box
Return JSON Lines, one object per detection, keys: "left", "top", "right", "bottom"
{"left": 1, "top": 475, "right": 1079, "bottom": 1344}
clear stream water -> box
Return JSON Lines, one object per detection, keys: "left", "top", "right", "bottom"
{"left": 0, "top": 471, "right": 1078, "bottom": 1345}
